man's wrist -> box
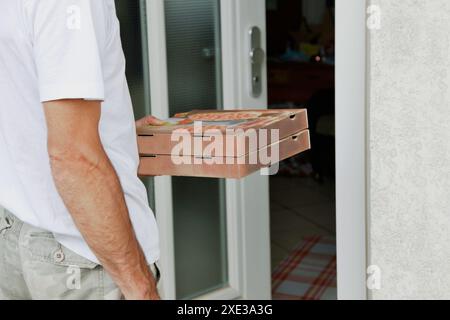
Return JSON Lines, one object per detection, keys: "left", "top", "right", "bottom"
{"left": 121, "top": 281, "right": 159, "bottom": 300}
{"left": 116, "top": 267, "right": 159, "bottom": 300}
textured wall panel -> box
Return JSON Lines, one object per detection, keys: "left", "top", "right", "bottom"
{"left": 369, "top": 0, "right": 450, "bottom": 299}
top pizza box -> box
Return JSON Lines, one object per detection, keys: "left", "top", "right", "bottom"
{"left": 137, "top": 109, "right": 308, "bottom": 158}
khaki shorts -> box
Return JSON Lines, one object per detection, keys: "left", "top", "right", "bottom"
{"left": 0, "top": 208, "right": 160, "bottom": 300}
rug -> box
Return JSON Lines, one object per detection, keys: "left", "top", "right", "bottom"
{"left": 272, "top": 236, "right": 337, "bottom": 300}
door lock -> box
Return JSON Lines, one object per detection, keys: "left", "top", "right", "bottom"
{"left": 249, "top": 26, "right": 265, "bottom": 98}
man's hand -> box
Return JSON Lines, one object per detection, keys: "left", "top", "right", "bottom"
{"left": 43, "top": 99, "right": 159, "bottom": 300}
{"left": 135, "top": 115, "right": 165, "bottom": 128}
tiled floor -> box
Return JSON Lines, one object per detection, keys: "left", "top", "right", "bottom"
{"left": 269, "top": 175, "right": 336, "bottom": 271}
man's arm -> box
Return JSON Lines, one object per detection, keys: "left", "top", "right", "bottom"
{"left": 43, "top": 99, "right": 159, "bottom": 300}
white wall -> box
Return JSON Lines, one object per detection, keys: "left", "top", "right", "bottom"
{"left": 368, "top": 0, "right": 450, "bottom": 299}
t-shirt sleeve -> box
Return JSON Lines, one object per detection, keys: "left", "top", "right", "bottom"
{"left": 25, "top": 0, "right": 108, "bottom": 102}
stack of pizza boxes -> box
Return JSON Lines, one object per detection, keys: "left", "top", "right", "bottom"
{"left": 137, "top": 109, "right": 310, "bottom": 179}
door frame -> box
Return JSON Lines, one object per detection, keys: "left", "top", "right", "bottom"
{"left": 145, "top": 0, "right": 175, "bottom": 300}
{"left": 221, "top": 0, "right": 271, "bottom": 301}
{"left": 145, "top": 0, "right": 270, "bottom": 300}
{"left": 335, "top": 0, "right": 368, "bottom": 300}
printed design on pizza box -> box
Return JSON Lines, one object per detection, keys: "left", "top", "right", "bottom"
{"left": 140, "top": 110, "right": 293, "bottom": 135}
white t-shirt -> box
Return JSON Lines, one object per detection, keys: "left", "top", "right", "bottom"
{"left": 0, "top": 0, "right": 159, "bottom": 264}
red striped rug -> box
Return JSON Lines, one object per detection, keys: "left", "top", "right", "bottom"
{"left": 272, "top": 236, "right": 337, "bottom": 300}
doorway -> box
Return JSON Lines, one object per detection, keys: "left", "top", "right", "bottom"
{"left": 114, "top": 0, "right": 367, "bottom": 300}
{"left": 266, "top": 0, "right": 337, "bottom": 300}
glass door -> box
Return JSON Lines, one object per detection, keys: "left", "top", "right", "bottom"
{"left": 164, "top": 0, "right": 228, "bottom": 299}
{"left": 146, "top": 0, "right": 270, "bottom": 300}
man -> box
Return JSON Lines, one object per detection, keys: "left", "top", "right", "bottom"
{"left": 0, "top": 0, "right": 162, "bottom": 300}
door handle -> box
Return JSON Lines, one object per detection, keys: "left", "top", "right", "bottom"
{"left": 249, "top": 26, "right": 265, "bottom": 98}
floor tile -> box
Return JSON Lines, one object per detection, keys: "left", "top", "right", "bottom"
{"left": 271, "top": 243, "right": 288, "bottom": 272}
{"left": 270, "top": 210, "right": 331, "bottom": 251}
{"left": 272, "top": 176, "right": 335, "bottom": 199}
{"left": 270, "top": 177, "right": 332, "bottom": 208}
{"left": 269, "top": 202, "right": 284, "bottom": 212}
{"left": 289, "top": 203, "right": 336, "bottom": 234}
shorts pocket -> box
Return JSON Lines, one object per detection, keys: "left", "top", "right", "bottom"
{"left": 0, "top": 214, "right": 14, "bottom": 237}
{"left": 154, "top": 263, "right": 161, "bottom": 283}
{"left": 24, "top": 231, "right": 98, "bottom": 270}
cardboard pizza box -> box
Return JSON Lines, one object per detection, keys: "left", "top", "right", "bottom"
{"left": 138, "top": 129, "right": 311, "bottom": 179}
{"left": 137, "top": 109, "right": 308, "bottom": 158}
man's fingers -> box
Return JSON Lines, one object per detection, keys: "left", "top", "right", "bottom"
{"left": 148, "top": 116, "right": 165, "bottom": 126}
{"left": 136, "top": 116, "right": 165, "bottom": 127}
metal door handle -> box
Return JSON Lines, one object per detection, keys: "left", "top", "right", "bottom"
{"left": 249, "top": 26, "right": 265, "bottom": 98}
